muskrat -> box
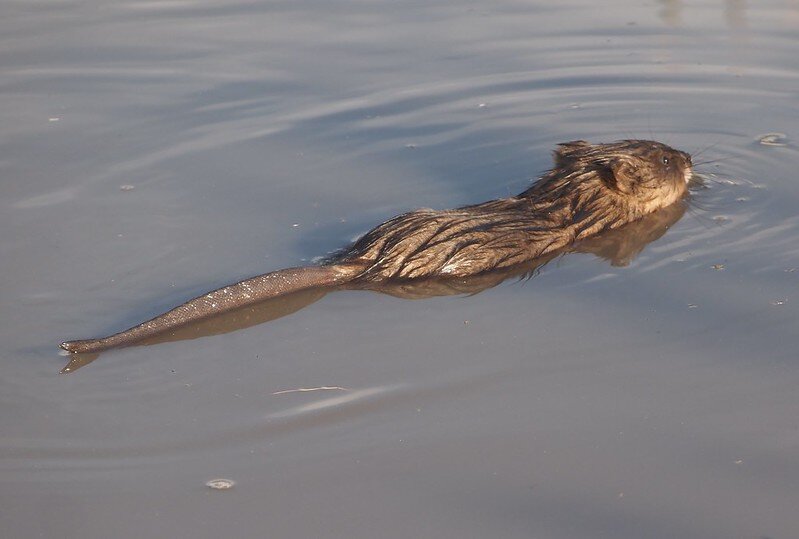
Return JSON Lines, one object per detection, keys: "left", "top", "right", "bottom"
{"left": 60, "top": 139, "right": 692, "bottom": 354}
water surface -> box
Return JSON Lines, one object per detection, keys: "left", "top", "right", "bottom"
{"left": 2, "top": 1, "right": 799, "bottom": 538}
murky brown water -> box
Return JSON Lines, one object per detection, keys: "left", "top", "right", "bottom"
{"left": 2, "top": 1, "right": 799, "bottom": 538}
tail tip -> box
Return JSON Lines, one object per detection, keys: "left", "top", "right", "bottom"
{"left": 60, "top": 341, "right": 80, "bottom": 353}
{"left": 60, "top": 338, "right": 110, "bottom": 354}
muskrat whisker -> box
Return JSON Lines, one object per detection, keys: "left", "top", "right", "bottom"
{"left": 692, "top": 157, "right": 734, "bottom": 168}
{"left": 690, "top": 170, "right": 732, "bottom": 187}
{"left": 686, "top": 197, "right": 712, "bottom": 211}
{"left": 691, "top": 141, "right": 720, "bottom": 161}
{"left": 684, "top": 206, "right": 717, "bottom": 230}
{"left": 686, "top": 195, "right": 728, "bottom": 217}
{"left": 684, "top": 200, "right": 731, "bottom": 230}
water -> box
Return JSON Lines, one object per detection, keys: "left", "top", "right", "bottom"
{"left": 2, "top": 1, "right": 799, "bottom": 538}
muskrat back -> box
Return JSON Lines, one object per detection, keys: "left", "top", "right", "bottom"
{"left": 61, "top": 139, "right": 691, "bottom": 355}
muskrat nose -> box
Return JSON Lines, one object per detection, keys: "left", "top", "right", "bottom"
{"left": 681, "top": 151, "right": 693, "bottom": 168}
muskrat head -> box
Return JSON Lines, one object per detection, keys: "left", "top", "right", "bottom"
{"left": 555, "top": 139, "right": 692, "bottom": 212}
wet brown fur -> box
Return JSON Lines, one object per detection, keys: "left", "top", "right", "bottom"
{"left": 340, "top": 139, "right": 691, "bottom": 279}
{"left": 61, "top": 139, "right": 691, "bottom": 354}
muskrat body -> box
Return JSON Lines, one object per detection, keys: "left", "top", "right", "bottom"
{"left": 61, "top": 139, "right": 692, "bottom": 354}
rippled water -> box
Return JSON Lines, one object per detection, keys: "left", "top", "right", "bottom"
{"left": 2, "top": 1, "right": 799, "bottom": 538}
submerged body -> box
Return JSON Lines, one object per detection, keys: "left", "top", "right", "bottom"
{"left": 61, "top": 140, "right": 692, "bottom": 354}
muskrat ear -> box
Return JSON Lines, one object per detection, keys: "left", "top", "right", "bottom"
{"left": 603, "top": 157, "right": 642, "bottom": 194}
{"left": 553, "top": 140, "right": 590, "bottom": 167}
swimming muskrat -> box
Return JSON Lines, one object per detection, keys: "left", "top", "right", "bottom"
{"left": 60, "top": 139, "right": 692, "bottom": 354}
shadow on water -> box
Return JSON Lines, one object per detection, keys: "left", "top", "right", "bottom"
{"left": 61, "top": 200, "right": 686, "bottom": 373}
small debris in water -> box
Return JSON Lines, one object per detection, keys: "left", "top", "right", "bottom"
{"left": 785, "top": 268, "right": 797, "bottom": 273}
{"left": 757, "top": 133, "right": 788, "bottom": 146}
{"left": 292, "top": 223, "right": 299, "bottom": 228}
{"left": 712, "top": 264, "right": 725, "bottom": 271}
{"left": 119, "top": 185, "right": 135, "bottom": 191}
{"left": 770, "top": 299, "right": 786, "bottom": 306}
{"left": 713, "top": 216, "right": 731, "bottom": 224}
{"left": 687, "top": 304, "right": 698, "bottom": 309}
{"left": 206, "top": 478, "right": 235, "bottom": 490}
{"left": 735, "top": 197, "right": 750, "bottom": 202}
{"left": 48, "top": 117, "right": 60, "bottom": 122}
{"left": 405, "top": 143, "right": 417, "bottom": 150}
{"left": 477, "top": 103, "right": 488, "bottom": 108}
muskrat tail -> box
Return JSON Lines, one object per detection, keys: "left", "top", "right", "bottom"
{"left": 60, "top": 263, "right": 364, "bottom": 354}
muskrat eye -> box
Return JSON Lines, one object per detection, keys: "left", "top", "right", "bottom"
{"left": 662, "top": 156, "right": 670, "bottom": 166}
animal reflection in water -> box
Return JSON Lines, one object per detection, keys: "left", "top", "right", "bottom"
{"left": 61, "top": 201, "right": 685, "bottom": 373}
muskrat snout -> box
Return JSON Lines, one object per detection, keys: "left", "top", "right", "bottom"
{"left": 681, "top": 151, "right": 693, "bottom": 184}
